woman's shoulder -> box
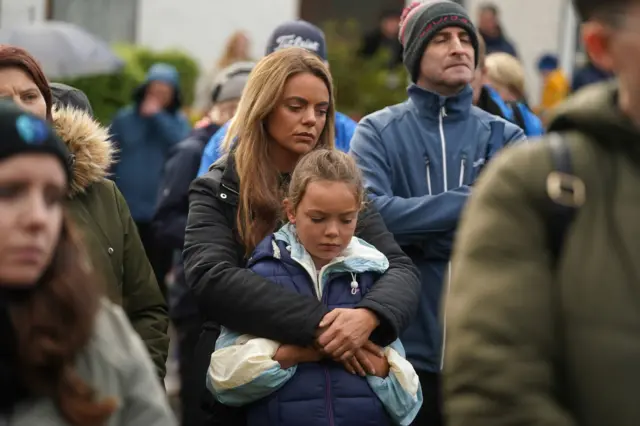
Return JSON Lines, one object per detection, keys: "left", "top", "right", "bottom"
{"left": 193, "top": 154, "right": 232, "bottom": 191}
{"left": 75, "top": 299, "right": 149, "bottom": 384}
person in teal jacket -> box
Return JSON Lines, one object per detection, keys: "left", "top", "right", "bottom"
{"left": 198, "top": 20, "right": 356, "bottom": 177}
{"left": 110, "top": 63, "right": 190, "bottom": 290}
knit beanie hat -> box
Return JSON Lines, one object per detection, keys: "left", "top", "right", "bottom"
{"left": 399, "top": 0, "right": 479, "bottom": 82}
{"left": 0, "top": 100, "right": 72, "bottom": 183}
{"left": 266, "top": 20, "right": 327, "bottom": 61}
{"left": 211, "top": 62, "right": 255, "bottom": 103}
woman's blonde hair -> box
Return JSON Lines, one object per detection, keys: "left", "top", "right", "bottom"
{"left": 485, "top": 52, "right": 526, "bottom": 100}
{"left": 216, "top": 31, "right": 251, "bottom": 69}
{"left": 223, "top": 47, "right": 336, "bottom": 254}
{"left": 288, "top": 149, "right": 365, "bottom": 212}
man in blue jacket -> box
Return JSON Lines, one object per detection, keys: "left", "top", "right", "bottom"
{"left": 197, "top": 20, "right": 357, "bottom": 176}
{"left": 111, "top": 63, "right": 191, "bottom": 293}
{"left": 350, "top": 2, "right": 525, "bottom": 425}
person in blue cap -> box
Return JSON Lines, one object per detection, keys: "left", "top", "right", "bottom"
{"left": 197, "top": 20, "right": 357, "bottom": 177}
{"left": 110, "top": 63, "right": 191, "bottom": 293}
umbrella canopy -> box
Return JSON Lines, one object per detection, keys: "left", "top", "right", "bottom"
{"left": 0, "top": 21, "right": 124, "bottom": 79}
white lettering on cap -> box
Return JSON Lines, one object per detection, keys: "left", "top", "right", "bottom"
{"left": 274, "top": 34, "right": 320, "bottom": 52}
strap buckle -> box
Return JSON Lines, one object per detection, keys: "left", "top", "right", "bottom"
{"left": 546, "top": 171, "right": 586, "bottom": 207}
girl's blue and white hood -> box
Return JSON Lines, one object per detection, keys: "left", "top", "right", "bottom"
{"left": 273, "top": 222, "right": 389, "bottom": 275}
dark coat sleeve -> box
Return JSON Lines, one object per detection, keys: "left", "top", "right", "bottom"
{"left": 153, "top": 139, "right": 202, "bottom": 250}
{"left": 182, "top": 174, "right": 328, "bottom": 347}
{"left": 354, "top": 203, "right": 421, "bottom": 346}
{"left": 113, "top": 182, "right": 170, "bottom": 378}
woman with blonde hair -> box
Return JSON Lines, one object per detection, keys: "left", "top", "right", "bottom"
{"left": 485, "top": 52, "right": 545, "bottom": 136}
{"left": 484, "top": 52, "right": 527, "bottom": 103}
{"left": 184, "top": 47, "right": 420, "bottom": 424}
{"left": 196, "top": 31, "right": 252, "bottom": 114}
{"left": 0, "top": 101, "right": 175, "bottom": 425}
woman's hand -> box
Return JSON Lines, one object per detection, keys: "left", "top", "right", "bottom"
{"left": 316, "top": 308, "right": 380, "bottom": 360}
{"left": 274, "top": 344, "right": 323, "bottom": 369}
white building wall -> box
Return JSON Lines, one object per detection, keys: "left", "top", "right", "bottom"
{"left": 465, "top": 0, "right": 566, "bottom": 106}
{"left": 136, "top": 0, "right": 299, "bottom": 79}
{"left": 0, "top": 0, "right": 46, "bottom": 29}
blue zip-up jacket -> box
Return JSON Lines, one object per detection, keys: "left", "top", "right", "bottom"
{"left": 207, "top": 224, "right": 423, "bottom": 426}
{"left": 350, "top": 84, "right": 525, "bottom": 373}
{"left": 485, "top": 86, "right": 545, "bottom": 137}
{"left": 197, "top": 111, "right": 357, "bottom": 177}
{"left": 111, "top": 63, "right": 191, "bottom": 222}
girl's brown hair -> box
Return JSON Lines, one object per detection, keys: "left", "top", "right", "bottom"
{"left": 9, "top": 215, "right": 117, "bottom": 425}
{"left": 0, "top": 45, "right": 52, "bottom": 120}
{"left": 288, "top": 149, "right": 365, "bottom": 212}
{"left": 223, "top": 48, "right": 336, "bottom": 254}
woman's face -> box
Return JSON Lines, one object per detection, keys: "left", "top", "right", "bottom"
{"left": 286, "top": 180, "right": 359, "bottom": 269}
{"left": 0, "top": 154, "right": 66, "bottom": 286}
{"left": 266, "top": 72, "right": 330, "bottom": 170}
{"left": 0, "top": 67, "right": 47, "bottom": 119}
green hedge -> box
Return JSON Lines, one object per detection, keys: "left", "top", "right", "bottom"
{"left": 324, "top": 20, "right": 408, "bottom": 119}
{"left": 59, "top": 45, "right": 199, "bottom": 125}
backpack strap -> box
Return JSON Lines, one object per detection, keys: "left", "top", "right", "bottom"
{"left": 545, "top": 133, "right": 585, "bottom": 265}
{"left": 545, "top": 133, "right": 587, "bottom": 407}
{"left": 509, "top": 101, "right": 528, "bottom": 132}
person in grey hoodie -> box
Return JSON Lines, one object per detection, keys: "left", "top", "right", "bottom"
{"left": 0, "top": 101, "right": 175, "bottom": 426}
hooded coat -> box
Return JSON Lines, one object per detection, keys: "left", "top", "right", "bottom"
{"left": 52, "top": 104, "right": 169, "bottom": 378}
{"left": 110, "top": 64, "right": 191, "bottom": 222}
{"left": 444, "top": 82, "right": 640, "bottom": 426}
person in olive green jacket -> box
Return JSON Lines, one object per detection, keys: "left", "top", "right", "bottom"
{"left": 50, "top": 84, "right": 169, "bottom": 379}
{"left": 443, "top": 1, "right": 640, "bottom": 425}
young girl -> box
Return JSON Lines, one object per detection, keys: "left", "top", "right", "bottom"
{"left": 207, "top": 150, "right": 422, "bottom": 426}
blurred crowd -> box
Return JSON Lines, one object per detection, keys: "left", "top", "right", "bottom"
{"left": 0, "top": 0, "right": 632, "bottom": 425}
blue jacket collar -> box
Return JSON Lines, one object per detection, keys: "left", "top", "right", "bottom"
{"left": 407, "top": 83, "right": 473, "bottom": 120}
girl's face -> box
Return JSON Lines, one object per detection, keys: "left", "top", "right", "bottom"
{"left": 266, "top": 72, "right": 330, "bottom": 172}
{"left": 0, "top": 154, "right": 66, "bottom": 286}
{"left": 286, "top": 180, "right": 359, "bottom": 269}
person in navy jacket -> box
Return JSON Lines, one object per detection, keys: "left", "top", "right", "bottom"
{"left": 207, "top": 150, "right": 422, "bottom": 426}
{"left": 349, "top": 2, "right": 526, "bottom": 425}
{"left": 152, "top": 62, "right": 253, "bottom": 426}
{"left": 197, "top": 20, "right": 357, "bottom": 177}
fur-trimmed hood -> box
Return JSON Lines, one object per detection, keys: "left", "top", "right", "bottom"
{"left": 51, "top": 106, "right": 114, "bottom": 197}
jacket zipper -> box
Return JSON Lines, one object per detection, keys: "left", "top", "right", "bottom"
{"left": 439, "top": 106, "right": 448, "bottom": 192}
{"left": 220, "top": 183, "right": 239, "bottom": 196}
{"left": 324, "top": 367, "right": 335, "bottom": 426}
{"left": 439, "top": 105, "right": 450, "bottom": 371}
{"left": 459, "top": 155, "right": 466, "bottom": 187}
{"left": 441, "top": 262, "right": 452, "bottom": 370}
{"left": 425, "top": 157, "right": 432, "bottom": 195}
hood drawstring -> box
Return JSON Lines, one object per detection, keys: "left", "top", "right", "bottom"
{"left": 350, "top": 272, "right": 359, "bottom": 295}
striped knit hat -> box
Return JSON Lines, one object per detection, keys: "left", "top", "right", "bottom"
{"left": 399, "top": 0, "right": 479, "bottom": 82}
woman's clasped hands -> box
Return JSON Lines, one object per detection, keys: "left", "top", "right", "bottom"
{"left": 274, "top": 308, "right": 389, "bottom": 378}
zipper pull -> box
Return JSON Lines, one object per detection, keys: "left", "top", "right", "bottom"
{"left": 350, "top": 273, "right": 359, "bottom": 295}
{"left": 440, "top": 106, "right": 447, "bottom": 118}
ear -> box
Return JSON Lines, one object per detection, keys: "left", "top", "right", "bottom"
{"left": 283, "top": 198, "right": 296, "bottom": 223}
{"left": 582, "top": 21, "right": 615, "bottom": 72}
